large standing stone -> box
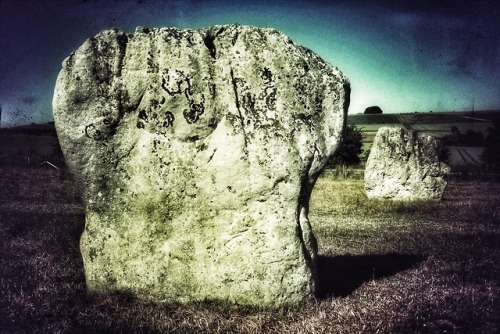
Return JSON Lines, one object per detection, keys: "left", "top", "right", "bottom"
{"left": 365, "top": 127, "right": 450, "bottom": 200}
{"left": 53, "top": 25, "right": 349, "bottom": 306}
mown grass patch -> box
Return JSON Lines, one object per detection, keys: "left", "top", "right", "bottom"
{"left": 1, "top": 167, "right": 499, "bottom": 333}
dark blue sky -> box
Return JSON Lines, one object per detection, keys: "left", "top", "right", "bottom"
{"left": 1, "top": 0, "right": 499, "bottom": 126}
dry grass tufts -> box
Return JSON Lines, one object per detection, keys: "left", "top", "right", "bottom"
{"left": 1, "top": 167, "right": 499, "bottom": 333}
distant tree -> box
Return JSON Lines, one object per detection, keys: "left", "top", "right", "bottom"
{"left": 326, "top": 124, "right": 364, "bottom": 168}
{"left": 364, "top": 106, "right": 383, "bottom": 114}
{"left": 480, "top": 121, "right": 500, "bottom": 171}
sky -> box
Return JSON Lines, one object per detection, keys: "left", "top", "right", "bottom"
{"left": 0, "top": 0, "right": 499, "bottom": 127}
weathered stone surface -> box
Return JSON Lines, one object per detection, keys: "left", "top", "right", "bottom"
{"left": 53, "top": 24, "right": 349, "bottom": 306}
{"left": 365, "top": 127, "right": 450, "bottom": 200}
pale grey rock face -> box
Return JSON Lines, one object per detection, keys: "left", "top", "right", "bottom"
{"left": 365, "top": 127, "right": 450, "bottom": 200}
{"left": 53, "top": 25, "right": 349, "bottom": 306}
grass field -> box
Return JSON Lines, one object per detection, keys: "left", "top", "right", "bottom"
{"left": 1, "top": 167, "right": 499, "bottom": 333}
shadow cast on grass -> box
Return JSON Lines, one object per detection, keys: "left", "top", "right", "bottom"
{"left": 316, "top": 253, "right": 424, "bottom": 298}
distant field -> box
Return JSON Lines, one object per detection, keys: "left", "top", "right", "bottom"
{"left": 348, "top": 110, "right": 500, "bottom": 168}
{"left": 407, "top": 123, "right": 491, "bottom": 138}
{"left": 1, "top": 111, "right": 499, "bottom": 169}
{"left": 348, "top": 110, "right": 500, "bottom": 126}
{"left": 349, "top": 110, "right": 499, "bottom": 132}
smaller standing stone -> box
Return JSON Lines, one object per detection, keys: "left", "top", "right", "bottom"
{"left": 365, "top": 127, "right": 450, "bottom": 200}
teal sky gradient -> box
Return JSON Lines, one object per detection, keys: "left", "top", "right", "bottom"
{"left": 1, "top": 0, "right": 498, "bottom": 126}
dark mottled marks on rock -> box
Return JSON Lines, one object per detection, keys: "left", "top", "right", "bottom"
{"left": 65, "top": 52, "right": 76, "bottom": 69}
{"left": 314, "top": 93, "right": 323, "bottom": 108}
{"left": 170, "top": 28, "right": 181, "bottom": 39}
{"left": 138, "top": 110, "right": 148, "bottom": 121}
{"left": 183, "top": 103, "right": 204, "bottom": 124}
{"left": 85, "top": 124, "right": 104, "bottom": 141}
{"left": 164, "top": 28, "right": 186, "bottom": 48}
{"left": 189, "top": 35, "right": 199, "bottom": 47}
{"left": 258, "top": 67, "right": 277, "bottom": 111}
{"left": 92, "top": 67, "right": 110, "bottom": 85}
{"left": 261, "top": 67, "right": 273, "bottom": 82}
{"left": 88, "top": 248, "right": 97, "bottom": 261}
{"left": 147, "top": 52, "right": 155, "bottom": 73}
{"left": 116, "top": 87, "right": 136, "bottom": 114}
{"left": 163, "top": 111, "right": 175, "bottom": 128}
{"left": 216, "top": 26, "right": 226, "bottom": 35}
{"left": 242, "top": 92, "right": 255, "bottom": 113}
{"left": 208, "top": 117, "right": 218, "bottom": 130}
{"left": 136, "top": 102, "right": 175, "bottom": 135}
{"left": 226, "top": 113, "right": 239, "bottom": 130}
{"left": 207, "top": 149, "right": 217, "bottom": 162}
{"left": 183, "top": 85, "right": 193, "bottom": 100}
{"left": 203, "top": 33, "right": 216, "bottom": 59}
{"left": 115, "top": 33, "right": 128, "bottom": 77}
{"left": 229, "top": 68, "right": 248, "bottom": 145}
{"left": 89, "top": 37, "right": 115, "bottom": 86}
{"left": 102, "top": 118, "right": 120, "bottom": 137}
{"left": 204, "top": 26, "right": 227, "bottom": 58}
{"left": 266, "top": 92, "right": 277, "bottom": 110}
{"left": 160, "top": 96, "right": 166, "bottom": 104}
{"left": 197, "top": 142, "right": 208, "bottom": 152}
{"left": 208, "top": 83, "right": 216, "bottom": 98}
{"left": 183, "top": 80, "right": 205, "bottom": 124}
{"left": 138, "top": 27, "right": 151, "bottom": 34}
{"left": 152, "top": 139, "right": 159, "bottom": 153}
{"left": 231, "top": 31, "right": 239, "bottom": 46}
{"left": 186, "top": 135, "right": 200, "bottom": 142}
{"left": 295, "top": 113, "right": 314, "bottom": 129}
{"left": 162, "top": 69, "right": 187, "bottom": 96}
{"left": 150, "top": 98, "right": 160, "bottom": 109}
{"left": 203, "top": 77, "right": 216, "bottom": 98}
